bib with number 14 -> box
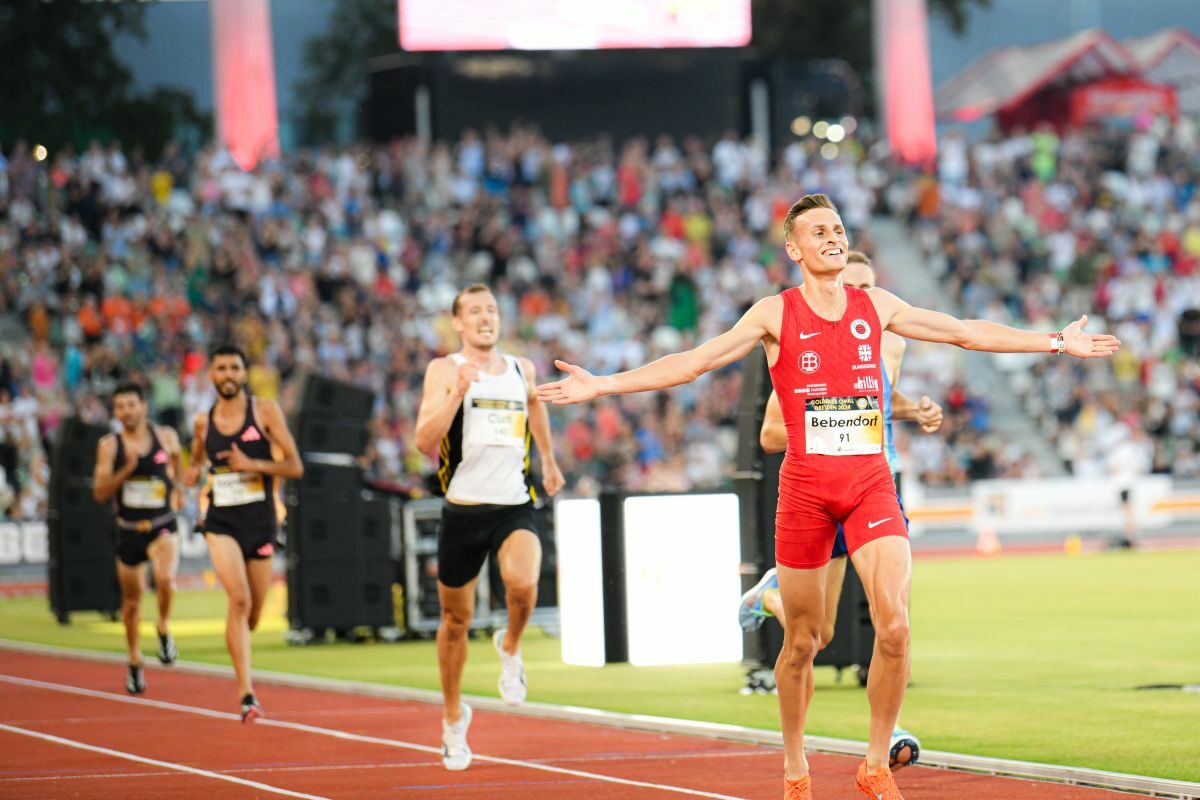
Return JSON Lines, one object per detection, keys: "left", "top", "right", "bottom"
{"left": 468, "top": 398, "right": 526, "bottom": 447}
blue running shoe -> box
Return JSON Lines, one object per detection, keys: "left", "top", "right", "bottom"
{"left": 889, "top": 726, "right": 920, "bottom": 770}
{"left": 738, "top": 568, "right": 779, "bottom": 632}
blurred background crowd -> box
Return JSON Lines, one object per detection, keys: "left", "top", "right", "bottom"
{"left": 2, "top": 113, "right": 1197, "bottom": 522}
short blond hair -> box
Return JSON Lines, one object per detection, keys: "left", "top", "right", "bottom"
{"left": 783, "top": 194, "right": 839, "bottom": 241}
{"left": 846, "top": 251, "right": 871, "bottom": 266}
{"left": 452, "top": 284, "right": 492, "bottom": 316}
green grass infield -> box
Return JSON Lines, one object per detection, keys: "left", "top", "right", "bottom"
{"left": 2, "top": 548, "right": 1196, "bottom": 782}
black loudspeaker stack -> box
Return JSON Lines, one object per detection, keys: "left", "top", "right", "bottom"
{"left": 48, "top": 418, "right": 119, "bottom": 624}
{"left": 286, "top": 374, "right": 395, "bottom": 635}
{"left": 291, "top": 373, "right": 375, "bottom": 457}
{"left": 734, "top": 349, "right": 875, "bottom": 684}
{"left": 286, "top": 463, "right": 395, "bottom": 632}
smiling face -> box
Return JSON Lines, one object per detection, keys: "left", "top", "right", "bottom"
{"left": 784, "top": 207, "right": 850, "bottom": 277}
{"left": 452, "top": 289, "right": 500, "bottom": 350}
{"left": 209, "top": 354, "right": 247, "bottom": 399}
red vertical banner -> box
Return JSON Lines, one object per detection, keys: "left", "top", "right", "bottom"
{"left": 211, "top": 0, "right": 280, "bottom": 171}
{"left": 874, "top": 0, "right": 937, "bottom": 165}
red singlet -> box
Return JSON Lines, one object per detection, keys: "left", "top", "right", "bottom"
{"left": 767, "top": 286, "right": 908, "bottom": 568}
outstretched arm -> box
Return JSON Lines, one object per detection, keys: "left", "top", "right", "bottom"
{"left": 870, "top": 289, "right": 1120, "bottom": 358}
{"left": 539, "top": 295, "right": 781, "bottom": 404}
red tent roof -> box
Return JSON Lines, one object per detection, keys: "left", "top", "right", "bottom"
{"left": 935, "top": 29, "right": 1139, "bottom": 122}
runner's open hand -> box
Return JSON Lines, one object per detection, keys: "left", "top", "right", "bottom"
{"left": 1063, "top": 315, "right": 1120, "bottom": 358}
{"left": 537, "top": 361, "right": 603, "bottom": 405}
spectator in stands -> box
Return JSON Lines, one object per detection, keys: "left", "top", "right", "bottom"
{"left": 8, "top": 116, "right": 1193, "bottom": 510}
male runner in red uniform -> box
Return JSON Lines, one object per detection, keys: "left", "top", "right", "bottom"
{"left": 538, "top": 194, "right": 1119, "bottom": 799}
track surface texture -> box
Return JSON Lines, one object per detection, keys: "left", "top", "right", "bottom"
{"left": 0, "top": 649, "right": 1144, "bottom": 799}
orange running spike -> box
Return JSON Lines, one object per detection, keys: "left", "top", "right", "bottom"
{"left": 856, "top": 760, "right": 905, "bottom": 800}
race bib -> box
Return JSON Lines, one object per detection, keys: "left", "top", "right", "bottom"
{"left": 121, "top": 477, "right": 167, "bottom": 509}
{"left": 805, "top": 395, "right": 883, "bottom": 456}
{"left": 211, "top": 470, "right": 266, "bottom": 507}
{"left": 467, "top": 399, "right": 527, "bottom": 447}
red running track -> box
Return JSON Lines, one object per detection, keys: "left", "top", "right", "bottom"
{"left": 0, "top": 649, "right": 1142, "bottom": 800}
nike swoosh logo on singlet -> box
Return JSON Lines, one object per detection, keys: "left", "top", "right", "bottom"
{"left": 798, "top": 332, "right": 821, "bottom": 340}
{"left": 868, "top": 518, "right": 892, "bottom": 529}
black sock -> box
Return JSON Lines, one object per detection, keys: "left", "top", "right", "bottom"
{"left": 241, "top": 693, "right": 256, "bottom": 706}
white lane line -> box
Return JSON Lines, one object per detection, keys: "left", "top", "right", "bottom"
{"left": 0, "top": 749, "right": 780, "bottom": 783}
{"left": 0, "top": 762, "right": 438, "bottom": 783}
{"left": 0, "top": 723, "right": 331, "bottom": 800}
{"left": 0, "top": 674, "right": 749, "bottom": 800}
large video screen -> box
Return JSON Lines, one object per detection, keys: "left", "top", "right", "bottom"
{"left": 398, "top": 0, "right": 752, "bottom": 52}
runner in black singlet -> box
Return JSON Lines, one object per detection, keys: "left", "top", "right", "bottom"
{"left": 92, "top": 382, "right": 183, "bottom": 695}
{"left": 183, "top": 344, "right": 303, "bottom": 722}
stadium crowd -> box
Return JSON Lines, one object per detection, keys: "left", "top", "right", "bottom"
{"left": 918, "top": 120, "right": 1200, "bottom": 480}
{"left": 1, "top": 117, "right": 1196, "bottom": 521}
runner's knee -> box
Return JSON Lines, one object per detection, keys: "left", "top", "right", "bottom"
{"left": 504, "top": 578, "right": 537, "bottom": 606}
{"left": 776, "top": 628, "right": 820, "bottom": 672}
{"left": 874, "top": 613, "right": 909, "bottom": 658}
{"left": 227, "top": 591, "right": 252, "bottom": 619}
{"left": 440, "top": 606, "right": 472, "bottom": 638}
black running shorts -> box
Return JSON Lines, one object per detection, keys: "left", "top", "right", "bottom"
{"left": 437, "top": 501, "right": 538, "bottom": 588}
{"left": 115, "top": 523, "right": 178, "bottom": 568}
{"left": 203, "top": 524, "right": 277, "bottom": 561}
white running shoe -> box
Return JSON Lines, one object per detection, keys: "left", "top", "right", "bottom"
{"left": 493, "top": 628, "right": 527, "bottom": 706}
{"left": 441, "top": 702, "right": 473, "bottom": 771}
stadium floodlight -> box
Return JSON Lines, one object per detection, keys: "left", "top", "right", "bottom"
{"left": 821, "top": 143, "right": 839, "bottom": 160}
{"left": 826, "top": 124, "right": 846, "bottom": 143}
{"left": 33, "top": 145, "right": 48, "bottom": 162}
{"left": 791, "top": 116, "right": 812, "bottom": 137}
{"left": 812, "top": 120, "right": 830, "bottom": 139}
